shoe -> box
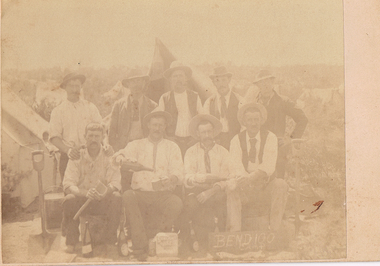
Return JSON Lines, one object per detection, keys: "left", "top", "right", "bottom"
{"left": 65, "top": 245, "right": 75, "bottom": 254}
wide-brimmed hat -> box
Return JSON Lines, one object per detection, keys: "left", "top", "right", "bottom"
{"left": 163, "top": 61, "right": 192, "bottom": 79}
{"left": 60, "top": 73, "right": 86, "bottom": 88}
{"left": 237, "top": 103, "right": 267, "bottom": 126}
{"left": 209, "top": 66, "right": 232, "bottom": 79}
{"left": 122, "top": 69, "right": 150, "bottom": 88}
{"left": 252, "top": 70, "right": 275, "bottom": 84}
{"left": 188, "top": 114, "right": 223, "bottom": 140}
{"left": 143, "top": 110, "right": 172, "bottom": 126}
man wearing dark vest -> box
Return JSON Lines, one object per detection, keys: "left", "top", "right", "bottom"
{"left": 108, "top": 69, "right": 157, "bottom": 191}
{"left": 203, "top": 66, "right": 244, "bottom": 150}
{"left": 253, "top": 70, "right": 308, "bottom": 179}
{"left": 157, "top": 61, "right": 203, "bottom": 156}
{"left": 227, "top": 103, "right": 288, "bottom": 233}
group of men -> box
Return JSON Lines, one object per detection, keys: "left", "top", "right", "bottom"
{"left": 48, "top": 61, "right": 308, "bottom": 258}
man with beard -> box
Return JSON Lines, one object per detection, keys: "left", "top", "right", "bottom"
{"left": 182, "top": 114, "right": 245, "bottom": 250}
{"left": 62, "top": 122, "right": 122, "bottom": 254}
{"left": 252, "top": 70, "right": 308, "bottom": 179}
{"left": 203, "top": 66, "right": 244, "bottom": 150}
{"left": 227, "top": 103, "right": 288, "bottom": 233}
{"left": 156, "top": 61, "right": 203, "bottom": 156}
{"left": 108, "top": 69, "right": 158, "bottom": 191}
{"left": 112, "top": 111, "right": 183, "bottom": 259}
{"left": 49, "top": 73, "right": 106, "bottom": 179}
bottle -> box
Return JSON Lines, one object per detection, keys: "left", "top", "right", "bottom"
{"left": 189, "top": 221, "right": 199, "bottom": 252}
{"left": 214, "top": 217, "right": 220, "bottom": 233}
{"left": 118, "top": 226, "right": 129, "bottom": 257}
{"left": 82, "top": 221, "right": 93, "bottom": 257}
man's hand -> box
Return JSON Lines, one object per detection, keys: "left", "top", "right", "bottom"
{"left": 278, "top": 136, "right": 291, "bottom": 147}
{"left": 248, "top": 170, "right": 269, "bottom": 187}
{"left": 193, "top": 174, "right": 207, "bottom": 184}
{"left": 162, "top": 175, "right": 178, "bottom": 190}
{"left": 236, "top": 176, "right": 250, "bottom": 189}
{"left": 103, "top": 144, "right": 115, "bottom": 157}
{"left": 68, "top": 147, "right": 81, "bottom": 160}
{"left": 86, "top": 188, "right": 103, "bottom": 201}
{"left": 196, "top": 187, "right": 217, "bottom": 204}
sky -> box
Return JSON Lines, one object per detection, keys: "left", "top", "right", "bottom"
{"left": 1, "top": 0, "right": 344, "bottom": 70}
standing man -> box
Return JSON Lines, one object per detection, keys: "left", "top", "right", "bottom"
{"left": 183, "top": 114, "right": 245, "bottom": 247}
{"left": 49, "top": 72, "right": 104, "bottom": 180}
{"left": 112, "top": 111, "right": 183, "bottom": 259}
{"left": 253, "top": 70, "right": 308, "bottom": 179}
{"left": 228, "top": 103, "right": 288, "bottom": 233}
{"left": 62, "top": 122, "right": 121, "bottom": 254}
{"left": 203, "top": 66, "right": 244, "bottom": 150}
{"left": 156, "top": 61, "right": 203, "bottom": 156}
{"left": 108, "top": 69, "right": 158, "bottom": 191}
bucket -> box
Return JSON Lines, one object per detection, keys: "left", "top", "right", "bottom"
{"left": 44, "top": 186, "right": 64, "bottom": 230}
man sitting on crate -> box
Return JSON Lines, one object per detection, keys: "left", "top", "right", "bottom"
{"left": 182, "top": 114, "right": 246, "bottom": 250}
{"left": 112, "top": 110, "right": 183, "bottom": 258}
{"left": 62, "top": 122, "right": 122, "bottom": 254}
{"left": 227, "top": 103, "right": 288, "bottom": 235}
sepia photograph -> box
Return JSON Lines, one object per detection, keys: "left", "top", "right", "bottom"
{"left": 1, "top": 0, "right": 346, "bottom": 264}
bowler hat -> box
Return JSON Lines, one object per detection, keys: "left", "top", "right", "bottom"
{"left": 209, "top": 66, "right": 232, "bottom": 79}
{"left": 143, "top": 110, "right": 172, "bottom": 127}
{"left": 188, "top": 114, "right": 223, "bottom": 140}
{"left": 252, "top": 70, "right": 275, "bottom": 84}
{"left": 122, "top": 69, "right": 150, "bottom": 88}
{"left": 237, "top": 103, "right": 267, "bottom": 126}
{"left": 163, "top": 61, "right": 192, "bottom": 79}
{"left": 60, "top": 73, "right": 86, "bottom": 88}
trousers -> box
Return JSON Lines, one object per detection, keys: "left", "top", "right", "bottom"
{"left": 123, "top": 190, "right": 183, "bottom": 250}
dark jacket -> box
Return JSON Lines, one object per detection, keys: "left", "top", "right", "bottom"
{"left": 108, "top": 95, "right": 157, "bottom": 152}
{"left": 258, "top": 91, "right": 308, "bottom": 139}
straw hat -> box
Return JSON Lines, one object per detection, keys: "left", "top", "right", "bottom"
{"left": 188, "top": 114, "right": 223, "bottom": 140}
{"left": 60, "top": 73, "right": 86, "bottom": 88}
{"left": 142, "top": 111, "right": 172, "bottom": 126}
{"left": 209, "top": 66, "right": 232, "bottom": 79}
{"left": 237, "top": 103, "right": 267, "bottom": 126}
{"left": 163, "top": 61, "right": 192, "bottom": 79}
{"left": 252, "top": 69, "right": 275, "bottom": 84}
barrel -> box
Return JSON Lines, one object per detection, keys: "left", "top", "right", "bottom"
{"left": 44, "top": 192, "right": 64, "bottom": 230}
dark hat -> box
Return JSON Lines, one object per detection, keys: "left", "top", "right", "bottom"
{"left": 121, "top": 69, "right": 150, "bottom": 88}
{"left": 237, "top": 103, "right": 267, "bottom": 126}
{"left": 188, "top": 114, "right": 223, "bottom": 140}
{"left": 163, "top": 61, "right": 192, "bottom": 79}
{"left": 60, "top": 73, "right": 86, "bottom": 88}
{"left": 209, "top": 66, "right": 232, "bottom": 79}
{"left": 143, "top": 110, "right": 172, "bottom": 126}
{"left": 252, "top": 70, "right": 275, "bottom": 84}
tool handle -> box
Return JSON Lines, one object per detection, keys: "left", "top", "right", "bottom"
{"left": 73, "top": 199, "right": 92, "bottom": 220}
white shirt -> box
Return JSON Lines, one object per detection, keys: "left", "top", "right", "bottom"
{"left": 114, "top": 138, "right": 184, "bottom": 191}
{"left": 49, "top": 99, "right": 102, "bottom": 147}
{"left": 157, "top": 91, "right": 203, "bottom": 137}
{"left": 184, "top": 142, "right": 246, "bottom": 188}
{"left": 229, "top": 130, "right": 278, "bottom": 176}
{"left": 63, "top": 149, "right": 121, "bottom": 192}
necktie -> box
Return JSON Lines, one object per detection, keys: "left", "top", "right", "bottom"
{"left": 220, "top": 96, "right": 227, "bottom": 118}
{"left": 132, "top": 99, "right": 139, "bottom": 121}
{"left": 248, "top": 138, "right": 257, "bottom": 163}
{"left": 201, "top": 143, "right": 214, "bottom": 173}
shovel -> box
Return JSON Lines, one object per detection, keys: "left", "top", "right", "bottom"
{"left": 28, "top": 150, "right": 57, "bottom": 255}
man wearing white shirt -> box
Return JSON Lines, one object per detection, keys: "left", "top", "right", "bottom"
{"left": 228, "top": 103, "right": 288, "bottom": 232}
{"left": 112, "top": 111, "right": 183, "bottom": 258}
{"left": 157, "top": 61, "right": 203, "bottom": 156}
{"left": 203, "top": 66, "right": 244, "bottom": 150}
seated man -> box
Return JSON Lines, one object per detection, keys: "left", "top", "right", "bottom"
{"left": 183, "top": 114, "right": 245, "bottom": 247}
{"left": 227, "top": 103, "right": 288, "bottom": 233}
{"left": 112, "top": 111, "right": 183, "bottom": 257}
{"left": 62, "top": 122, "right": 122, "bottom": 253}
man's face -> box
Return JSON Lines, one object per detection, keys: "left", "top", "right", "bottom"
{"left": 170, "top": 70, "right": 188, "bottom": 93}
{"left": 197, "top": 122, "right": 214, "bottom": 146}
{"left": 243, "top": 111, "right": 262, "bottom": 135}
{"left": 212, "top": 76, "right": 231, "bottom": 96}
{"left": 85, "top": 130, "right": 104, "bottom": 149}
{"left": 64, "top": 79, "right": 82, "bottom": 99}
{"left": 126, "top": 78, "right": 146, "bottom": 95}
{"left": 148, "top": 117, "right": 167, "bottom": 140}
{"left": 256, "top": 78, "right": 275, "bottom": 98}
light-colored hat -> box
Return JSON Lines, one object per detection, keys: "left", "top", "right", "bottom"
{"left": 142, "top": 111, "right": 172, "bottom": 126}
{"left": 237, "top": 103, "right": 267, "bottom": 126}
{"left": 122, "top": 69, "right": 150, "bottom": 88}
{"left": 188, "top": 114, "right": 223, "bottom": 140}
{"left": 252, "top": 69, "right": 275, "bottom": 84}
{"left": 209, "top": 66, "right": 232, "bottom": 79}
{"left": 60, "top": 72, "right": 86, "bottom": 88}
{"left": 163, "top": 61, "right": 192, "bottom": 79}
